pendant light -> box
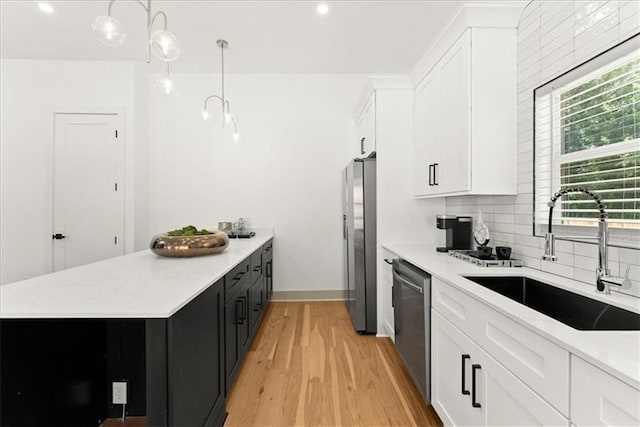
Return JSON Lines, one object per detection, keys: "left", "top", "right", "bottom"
{"left": 92, "top": 0, "right": 181, "bottom": 63}
{"left": 155, "top": 62, "right": 179, "bottom": 96}
{"left": 202, "top": 40, "right": 239, "bottom": 142}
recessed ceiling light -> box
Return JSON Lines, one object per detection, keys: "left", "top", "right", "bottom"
{"left": 38, "top": 2, "right": 54, "bottom": 14}
{"left": 316, "top": 3, "right": 329, "bottom": 15}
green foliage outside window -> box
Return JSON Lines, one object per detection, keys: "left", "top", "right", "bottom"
{"left": 558, "top": 57, "right": 639, "bottom": 224}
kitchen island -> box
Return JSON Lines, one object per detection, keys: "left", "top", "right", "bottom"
{"left": 0, "top": 230, "right": 274, "bottom": 427}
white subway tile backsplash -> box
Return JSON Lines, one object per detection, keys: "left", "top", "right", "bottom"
{"left": 575, "top": 25, "right": 619, "bottom": 63}
{"left": 542, "top": 259, "right": 575, "bottom": 277}
{"left": 444, "top": 0, "right": 640, "bottom": 298}
{"left": 574, "top": 242, "right": 599, "bottom": 258}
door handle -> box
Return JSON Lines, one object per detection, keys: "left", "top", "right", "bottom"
{"left": 360, "top": 137, "right": 366, "bottom": 155}
{"left": 52, "top": 233, "right": 66, "bottom": 240}
{"left": 433, "top": 163, "right": 439, "bottom": 186}
{"left": 235, "top": 298, "right": 244, "bottom": 325}
{"left": 472, "top": 364, "right": 482, "bottom": 408}
{"left": 343, "top": 214, "right": 347, "bottom": 239}
{"left": 240, "top": 296, "right": 248, "bottom": 321}
{"left": 392, "top": 269, "right": 423, "bottom": 294}
{"left": 428, "top": 164, "right": 433, "bottom": 186}
{"left": 461, "top": 354, "right": 470, "bottom": 395}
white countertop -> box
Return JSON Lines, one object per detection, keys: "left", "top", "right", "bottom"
{"left": 0, "top": 230, "right": 273, "bottom": 319}
{"left": 383, "top": 242, "right": 640, "bottom": 390}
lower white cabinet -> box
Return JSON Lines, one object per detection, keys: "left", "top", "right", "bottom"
{"left": 432, "top": 310, "right": 568, "bottom": 426}
{"left": 571, "top": 356, "right": 640, "bottom": 426}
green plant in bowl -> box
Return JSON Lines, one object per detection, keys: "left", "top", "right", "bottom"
{"left": 167, "top": 225, "right": 213, "bottom": 236}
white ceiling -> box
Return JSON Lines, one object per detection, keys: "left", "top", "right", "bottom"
{"left": 0, "top": 0, "right": 478, "bottom": 74}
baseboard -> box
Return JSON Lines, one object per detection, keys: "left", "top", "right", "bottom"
{"left": 383, "top": 318, "right": 395, "bottom": 341}
{"left": 271, "top": 290, "right": 346, "bottom": 301}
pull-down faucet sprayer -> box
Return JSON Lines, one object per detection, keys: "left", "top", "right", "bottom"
{"left": 543, "top": 187, "right": 631, "bottom": 294}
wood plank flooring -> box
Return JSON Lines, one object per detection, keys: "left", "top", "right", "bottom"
{"left": 225, "top": 301, "right": 442, "bottom": 426}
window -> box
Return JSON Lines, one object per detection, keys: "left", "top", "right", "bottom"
{"left": 534, "top": 34, "right": 640, "bottom": 245}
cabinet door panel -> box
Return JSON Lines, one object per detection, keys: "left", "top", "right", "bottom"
{"left": 414, "top": 71, "right": 439, "bottom": 196}
{"left": 432, "top": 310, "right": 474, "bottom": 426}
{"left": 475, "top": 301, "right": 569, "bottom": 416}
{"left": 437, "top": 31, "right": 471, "bottom": 194}
{"left": 168, "top": 279, "right": 225, "bottom": 426}
{"left": 472, "top": 343, "right": 568, "bottom": 426}
{"left": 432, "top": 277, "right": 479, "bottom": 337}
{"left": 571, "top": 355, "right": 640, "bottom": 426}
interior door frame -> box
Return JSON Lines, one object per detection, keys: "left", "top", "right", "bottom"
{"left": 52, "top": 106, "right": 130, "bottom": 270}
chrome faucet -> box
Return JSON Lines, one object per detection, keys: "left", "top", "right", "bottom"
{"left": 543, "top": 187, "right": 631, "bottom": 294}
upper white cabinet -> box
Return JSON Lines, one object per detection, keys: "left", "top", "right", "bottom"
{"left": 354, "top": 92, "right": 376, "bottom": 157}
{"left": 413, "top": 27, "right": 517, "bottom": 198}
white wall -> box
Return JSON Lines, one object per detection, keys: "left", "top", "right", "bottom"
{"left": 446, "top": 0, "right": 640, "bottom": 297}
{"left": 0, "top": 59, "right": 138, "bottom": 285}
{"left": 148, "top": 73, "right": 367, "bottom": 292}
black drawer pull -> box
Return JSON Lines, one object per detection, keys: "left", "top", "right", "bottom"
{"left": 472, "top": 364, "right": 481, "bottom": 408}
{"left": 461, "top": 354, "right": 470, "bottom": 395}
{"left": 253, "top": 266, "right": 261, "bottom": 273}
{"left": 235, "top": 298, "right": 244, "bottom": 325}
{"left": 233, "top": 272, "right": 244, "bottom": 281}
{"left": 433, "top": 162, "right": 439, "bottom": 186}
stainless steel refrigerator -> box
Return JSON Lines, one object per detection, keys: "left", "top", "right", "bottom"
{"left": 342, "top": 156, "right": 376, "bottom": 334}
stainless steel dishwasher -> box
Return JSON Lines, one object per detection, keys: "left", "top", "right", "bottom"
{"left": 392, "top": 258, "right": 431, "bottom": 403}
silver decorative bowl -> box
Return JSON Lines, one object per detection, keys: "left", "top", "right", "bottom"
{"left": 150, "top": 231, "right": 230, "bottom": 257}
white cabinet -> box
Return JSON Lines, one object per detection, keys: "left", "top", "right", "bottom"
{"left": 432, "top": 309, "right": 475, "bottom": 426}
{"left": 571, "top": 355, "right": 640, "bottom": 426}
{"left": 355, "top": 92, "right": 375, "bottom": 157}
{"left": 432, "top": 310, "right": 568, "bottom": 427}
{"left": 413, "top": 28, "right": 517, "bottom": 198}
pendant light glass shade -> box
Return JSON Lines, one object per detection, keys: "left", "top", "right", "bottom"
{"left": 92, "top": 15, "right": 126, "bottom": 47}
{"left": 149, "top": 30, "right": 181, "bottom": 62}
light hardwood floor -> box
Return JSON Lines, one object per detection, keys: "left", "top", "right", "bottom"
{"left": 225, "top": 301, "right": 442, "bottom": 427}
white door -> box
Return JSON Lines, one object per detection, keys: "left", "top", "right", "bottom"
{"left": 413, "top": 69, "right": 439, "bottom": 197}
{"left": 431, "top": 310, "right": 475, "bottom": 426}
{"left": 472, "top": 343, "right": 568, "bottom": 426}
{"left": 53, "top": 113, "right": 124, "bottom": 271}
{"left": 438, "top": 30, "right": 471, "bottom": 194}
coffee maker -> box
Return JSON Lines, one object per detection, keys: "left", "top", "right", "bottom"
{"left": 436, "top": 215, "right": 472, "bottom": 252}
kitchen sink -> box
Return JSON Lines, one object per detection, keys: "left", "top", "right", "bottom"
{"left": 463, "top": 276, "right": 640, "bottom": 331}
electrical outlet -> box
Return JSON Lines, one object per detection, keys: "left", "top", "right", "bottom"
{"left": 112, "top": 381, "right": 127, "bottom": 405}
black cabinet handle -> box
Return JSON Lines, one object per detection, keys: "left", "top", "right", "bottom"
{"left": 472, "top": 364, "right": 481, "bottom": 408}
{"left": 240, "top": 296, "right": 247, "bottom": 321}
{"left": 433, "top": 163, "right": 439, "bottom": 186}
{"left": 233, "top": 272, "right": 244, "bottom": 281}
{"left": 52, "top": 233, "right": 66, "bottom": 240}
{"left": 266, "top": 261, "right": 272, "bottom": 279}
{"left": 253, "top": 265, "right": 262, "bottom": 273}
{"left": 428, "top": 164, "right": 433, "bottom": 186}
{"left": 461, "top": 354, "right": 470, "bottom": 395}
{"left": 360, "top": 137, "right": 366, "bottom": 155}
{"left": 235, "top": 298, "right": 244, "bottom": 325}
{"left": 384, "top": 258, "right": 393, "bottom": 265}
